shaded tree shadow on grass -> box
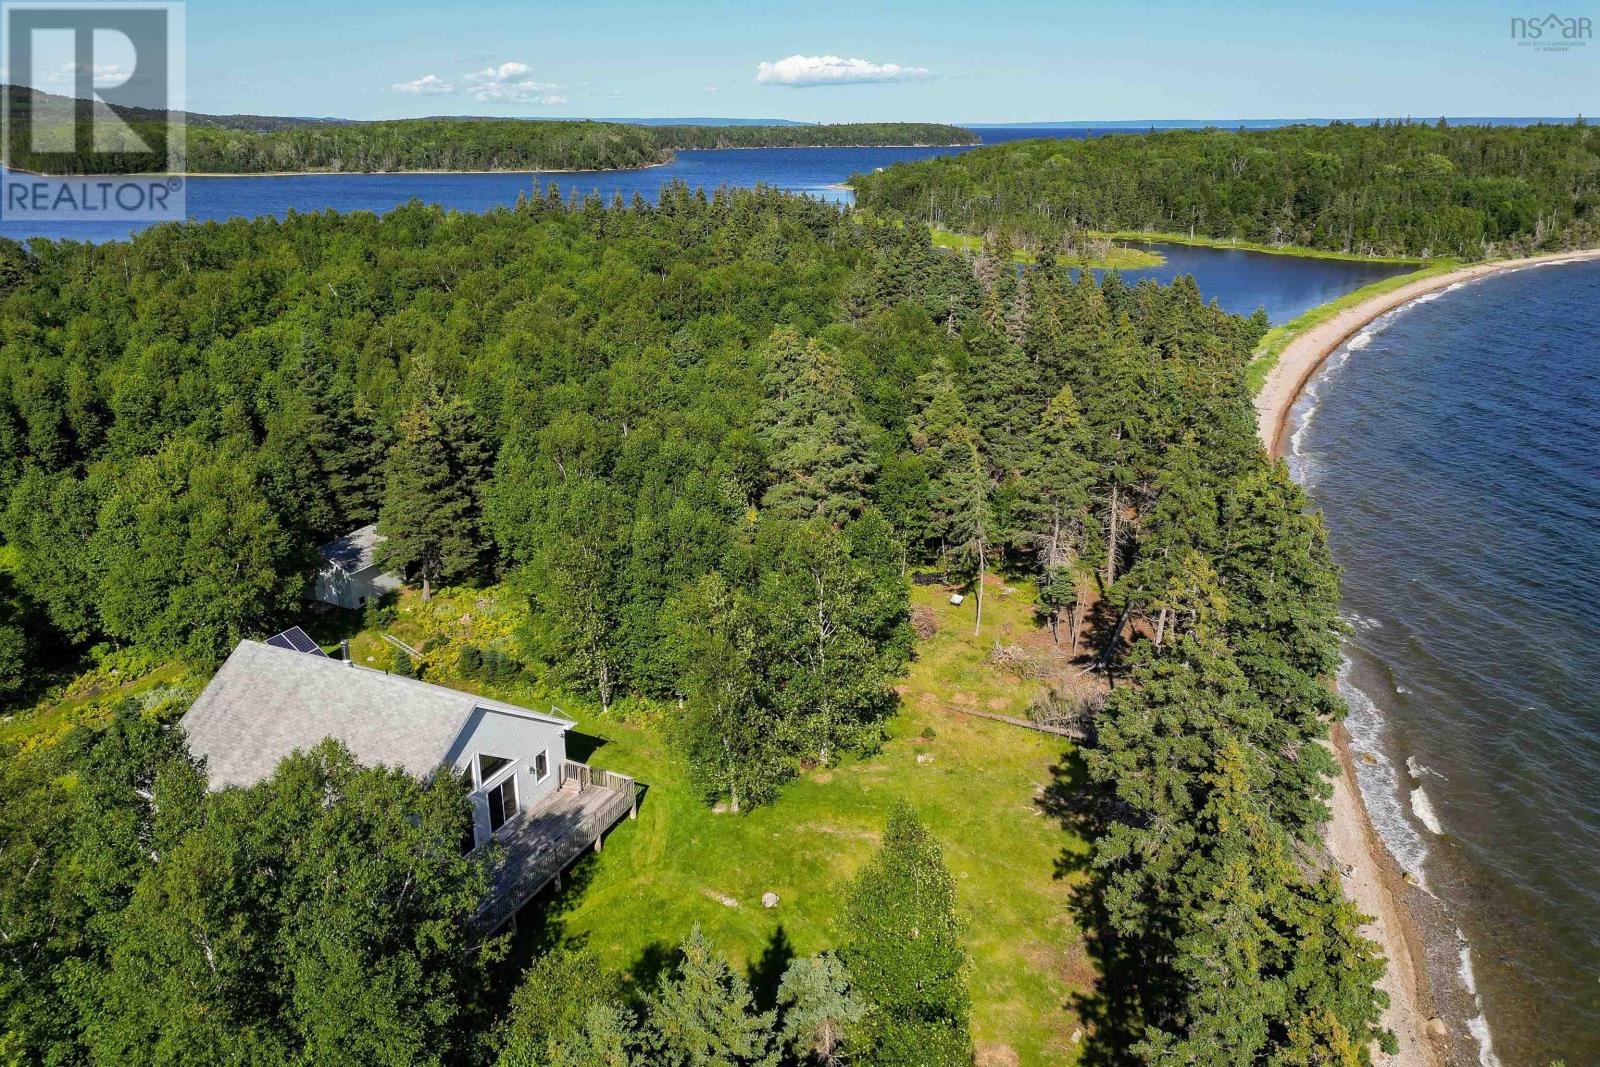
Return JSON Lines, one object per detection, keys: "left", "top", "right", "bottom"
{"left": 747, "top": 924, "right": 796, "bottom": 1014}
{"left": 563, "top": 730, "right": 609, "bottom": 764}
{"left": 299, "top": 603, "right": 369, "bottom": 648}
{"left": 624, "top": 939, "right": 679, "bottom": 1003}
{"left": 1038, "top": 745, "right": 1151, "bottom": 1066}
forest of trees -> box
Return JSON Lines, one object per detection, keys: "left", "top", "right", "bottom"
{"left": 852, "top": 120, "right": 1600, "bottom": 259}
{"left": 650, "top": 123, "right": 977, "bottom": 151}
{"left": 0, "top": 184, "right": 1384, "bottom": 1061}
{"left": 1, "top": 88, "right": 974, "bottom": 173}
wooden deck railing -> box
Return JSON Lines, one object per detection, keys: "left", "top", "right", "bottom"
{"left": 476, "top": 760, "right": 637, "bottom": 931}
{"left": 559, "top": 759, "right": 636, "bottom": 800}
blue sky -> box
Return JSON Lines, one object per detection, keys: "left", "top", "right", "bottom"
{"left": 43, "top": 0, "right": 1600, "bottom": 120}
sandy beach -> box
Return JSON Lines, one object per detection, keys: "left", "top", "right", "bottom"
{"left": 1255, "top": 248, "right": 1600, "bottom": 457}
{"left": 1252, "top": 245, "right": 1600, "bottom": 1067}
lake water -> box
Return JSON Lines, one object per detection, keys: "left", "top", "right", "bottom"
{"left": 0, "top": 127, "right": 1409, "bottom": 323}
{"left": 1288, "top": 258, "right": 1600, "bottom": 1067}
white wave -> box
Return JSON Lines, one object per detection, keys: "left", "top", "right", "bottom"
{"left": 1346, "top": 331, "right": 1374, "bottom": 351}
{"left": 1457, "top": 938, "right": 1504, "bottom": 1067}
{"left": 1340, "top": 610, "right": 1385, "bottom": 632}
{"left": 1286, "top": 347, "right": 1355, "bottom": 485}
{"left": 1334, "top": 658, "right": 1432, "bottom": 884}
{"left": 1410, "top": 786, "right": 1445, "bottom": 835}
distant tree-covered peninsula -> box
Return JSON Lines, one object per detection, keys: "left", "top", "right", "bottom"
{"left": 851, "top": 120, "right": 1600, "bottom": 259}
{"left": 0, "top": 85, "right": 976, "bottom": 175}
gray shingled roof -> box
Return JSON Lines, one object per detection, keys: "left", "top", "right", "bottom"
{"left": 180, "top": 640, "right": 572, "bottom": 790}
{"left": 319, "top": 523, "right": 383, "bottom": 574}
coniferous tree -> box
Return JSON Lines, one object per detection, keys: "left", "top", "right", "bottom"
{"left": 646, "top": 925, "right": 777, "bottom": 1067}
{"left": 757, "top": 327, "right": 875, "bottom": 526}
{"left": 301, "top": 363, "right": 386, "bottom": 533}
{"left": 1217, "top": 459, "right": 1345, "bottom": 836}
{"left": 546, "top": 1004, "right": 645, "bottom": 1067}
{"left": 909, "top": 362, "right": 991, "bottom": 634}
{"left": 378, "top": 392, "right": 489, "bottom": 601}
{"left": 960, "top": 314, "right": 1039, "bottom": 479}
{"left": 1119, "top": 437, "right": 1222, "bottom": 649}
{"left": 1017, "top": 384, "right": 1095, "bottom": 649}
{"left": 776, "top": 954, "right": 866, "bottom": 1067}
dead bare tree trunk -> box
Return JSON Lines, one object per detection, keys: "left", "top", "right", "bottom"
{"left": 974, "top": 538, "right": 985, "bottom": 638}
{"left": 1104, "top": 481, "right": 1120, "bottom": 587}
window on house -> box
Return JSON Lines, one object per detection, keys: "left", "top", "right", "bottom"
{"left": 533, "top": 750, "right": 549, "bottom": 782}
{"left": 477, "top": 753, "right": 513, "bottom": 783}
{"left": 487, "top": 776, "right": 518, "bottom": 833}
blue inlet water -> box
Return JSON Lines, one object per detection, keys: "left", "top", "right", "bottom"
{"left": 0, "top": 127, "right": 1050, "bottom": 245}
{"left": 1289, "top": 258, "right": 1600, "bottom": 1067}
{"left": 0, "top": 127, "right": 1408, "bottom": 322}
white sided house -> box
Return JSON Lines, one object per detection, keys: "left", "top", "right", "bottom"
{"left": 310, "top": 524, "right": 404, "bottom": 610}
{"left": 180, "top": 638, "right": 635, "bottom": 929}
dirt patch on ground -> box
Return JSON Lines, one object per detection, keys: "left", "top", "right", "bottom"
{"left": 950, "top": 691, "right": 977, "bottom": 706}
{"left": 796, "top": 823, "right": 881, "bottom": 843}
{"left": 700, "top": 888, "right": 739, "bottom": 908}
{"left": 975, "top": 1042, "right": 1020, "bottom": 1067}
{"left": 987, "top": 697, "right": 1010, "bottom": 711}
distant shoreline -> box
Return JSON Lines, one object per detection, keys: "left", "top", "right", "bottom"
{"left": 3, "top": 140, "right": 977, "bottom": 180}
{"left": 2, "top": 160, "right": 672, "bottom": 178}
{"left": 1107, "top": 230, "right": 1428, "bottom": 265}
{"left": 1254, "top": 245, "right": 1600, "bottom": 1067}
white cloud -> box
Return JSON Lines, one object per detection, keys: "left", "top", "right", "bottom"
{"left": 387, "top": 62, "right": 568, "bottom": 105}
{"left": 46, "top": 61, "right": 131, "bottom": 90}
{"left": 462, "top": 61, "right": 565, "bottom": 104}
{"left": 391, "top": 73, "right": 455, "bottom": 95}
{"left": 704, "top": 85, "right": 719, "bottom": 93}
{"left": 755, "top": 54, "right": 931, "bottom": 87}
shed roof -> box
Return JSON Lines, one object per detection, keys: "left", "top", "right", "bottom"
{"left": 180, "top": 640, "right": 573, "bottom": 790}
{"left": 319, "top": 523, "right": 384, "bottom": 574}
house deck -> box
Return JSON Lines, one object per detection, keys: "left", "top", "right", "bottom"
{"left": 476, "top": 762, "right": 636, "bottom": 931}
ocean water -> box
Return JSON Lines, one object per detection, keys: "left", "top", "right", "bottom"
{"left": 1288, "top": 259, "right": 1600, "bottom": 1066}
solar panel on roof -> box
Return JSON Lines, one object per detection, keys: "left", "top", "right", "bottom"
{"left": 265, "top": 626, "right": 329, "bottom": 657}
